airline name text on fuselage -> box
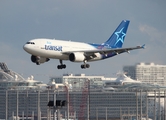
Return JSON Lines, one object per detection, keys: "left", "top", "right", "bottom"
{"left": 45, "top": 45, "right": 62, "bottom": 51}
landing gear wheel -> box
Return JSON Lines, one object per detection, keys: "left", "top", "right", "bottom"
{"left": 81, "top": 64, "right": 85, "bottom": 69}
{"left": 62, "top": 64, "right": 66, "bottom": 69}
{"left": 36, "top": 62, "right": 40, "bottom": 65}
{"left": 86, "top": 64, "right": 90, "bottom": 68}
{"left": 81, "top": 64, "right": 90, "bottom": 69}
{"left": 57, "top": 64, "right": 66, "bottom": 69}
{"left": 57, "top": 65, "right": 62, "bottom": 69}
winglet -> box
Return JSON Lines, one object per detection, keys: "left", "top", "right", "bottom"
{"left": 141, "top": 44, "right": 146, "bottom": 49}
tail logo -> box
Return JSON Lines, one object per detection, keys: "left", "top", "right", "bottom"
{"left": 114, "top": 27, "right": 126, "bottom": 46}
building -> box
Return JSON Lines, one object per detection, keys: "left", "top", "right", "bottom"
{"left": 123, "top": 63, "right": 166, "bottom": 86}
{"left": 49, "top": 73, "right": 114, "bottom": 89}
{"left": 1, "top": 62, "right": 166, "bottom": 119}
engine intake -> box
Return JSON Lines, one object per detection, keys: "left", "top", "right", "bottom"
{"left": 31, "top": 55, "right": 37, "bottom": 63}
{"left": 31, "top": 55, "right": 50, "bottom": 63}
{"left": 69, "top": 52, "right": 85, "bottom": 62}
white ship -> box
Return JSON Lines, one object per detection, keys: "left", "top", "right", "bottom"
{"left": 0, "top": 62, "right": 47, "bottom": 90}
{"left": 0, "top": 62, "right": 166, "bottom": 120}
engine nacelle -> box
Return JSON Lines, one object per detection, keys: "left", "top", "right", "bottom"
{"left": 31, "top": 55, "right": 37, "bottom": 63}
{"left": 69, "top": 52, "right": 85, "bottom": 62}
{"left": 31, "top": 55, "right": 50, "bottom": 64}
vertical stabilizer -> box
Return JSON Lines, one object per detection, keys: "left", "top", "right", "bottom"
{"left": 103, "top": 20, "right": 130, "bottom": 48}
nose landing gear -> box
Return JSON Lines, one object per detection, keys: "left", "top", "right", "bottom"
{"left": 57, "top": 64, "right": 66, "bottom": 69}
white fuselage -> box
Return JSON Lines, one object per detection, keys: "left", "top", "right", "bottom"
{"left": 23, "top": 38, "right": 103, "bottom": 62}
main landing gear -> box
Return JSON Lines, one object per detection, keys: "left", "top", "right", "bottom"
{"left": 57, "top": 60, "right": 66, "bottom": 69}
{"left": 57, "top": 60, "right": 90, "bottom": 69}
{"left": 81, "top": 60, "right": 90, "bottom": 69}
{"left": 81, "top": 64, "right": 90, "bottom": 69}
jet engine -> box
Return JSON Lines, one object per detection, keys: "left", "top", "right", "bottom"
{"left": 31, "top": 55, "right": 50, "bottom": 64}
{"left": 69, "top": 52, "right": 85, "bottom": 62}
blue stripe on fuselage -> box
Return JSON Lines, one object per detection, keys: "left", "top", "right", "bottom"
{"left": 88, "top": 43, "right": 117, "bottom": 59}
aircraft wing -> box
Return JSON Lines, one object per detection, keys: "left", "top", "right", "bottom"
{"left": 62, "top": 44, "right": 145, "bottom": 57}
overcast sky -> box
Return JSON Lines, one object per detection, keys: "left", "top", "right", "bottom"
{"left": 0, "top": 1, "right": 166, "bottom": 83}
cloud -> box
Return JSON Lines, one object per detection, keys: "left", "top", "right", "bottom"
{"left": 139, "top": 24, "right": 166, "bottom": 46}
{"left": 138, "top": 24, "right": 166, "bottom": 63}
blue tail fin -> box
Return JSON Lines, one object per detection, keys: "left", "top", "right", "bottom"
{"left": 103, "top": 20, "right": 130, "bottom": 48}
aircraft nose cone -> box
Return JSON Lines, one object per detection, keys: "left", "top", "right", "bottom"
{"left": 23, "top": 44, "right": 28, "bottom": 52}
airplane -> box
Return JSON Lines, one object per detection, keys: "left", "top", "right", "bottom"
{"left": 23, "top": 20, "right": 145, "bottom": 69}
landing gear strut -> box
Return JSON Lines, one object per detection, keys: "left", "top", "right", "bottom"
{"left": 81, "top": 60, "right": 90, "bottom": 69}
{"left": 57, "top": 60, "right": 66, "bottom": 69}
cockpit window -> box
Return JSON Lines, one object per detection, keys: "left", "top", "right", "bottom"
{"left": 26, "top": 42, "right": 35, "bottom": 44}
